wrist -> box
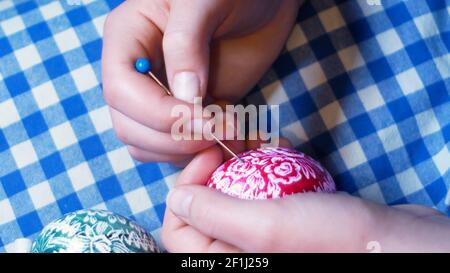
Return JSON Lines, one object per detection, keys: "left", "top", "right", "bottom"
{"left": 369, "top": 206, "right": 450, "bottom": 252}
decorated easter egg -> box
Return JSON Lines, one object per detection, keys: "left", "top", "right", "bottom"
{"left": 207, "top": 147, "right": 336, "bottom": 199}
{"left": 31, "top": 209, "right": 160, "bottom": 253}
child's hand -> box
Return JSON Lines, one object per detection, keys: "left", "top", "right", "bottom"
{"left": 101, "top": 0, "right": 300, "bottom": 164}
{"left": 162, "top": 144, "right": 450, "bottom": 252}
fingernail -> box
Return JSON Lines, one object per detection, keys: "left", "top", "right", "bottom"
{"left": 172, "top": 72, "right": 200, "bottom": 103}
{"left": 167, "top": 188, "right": 193, "bottom": 218}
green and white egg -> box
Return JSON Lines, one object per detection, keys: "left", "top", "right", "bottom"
{"left": 31, "top": 209, "right": 160, "bottom": 253}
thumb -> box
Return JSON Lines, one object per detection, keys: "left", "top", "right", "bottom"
{"left": 163, "top": 0, "right": 226, "bottom": 103}
{"left": 167, "top": 184, "right": 286, "bottom": 252}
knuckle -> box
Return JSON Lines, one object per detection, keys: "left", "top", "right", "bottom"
{"left": 127, "top": 147, "right": 147, "bottom": 162}
{"left": 113, "top": 122, "right": 129, "bottom": 144}
{"left": 163, "top": 31, "right": 199, "bottom": 53}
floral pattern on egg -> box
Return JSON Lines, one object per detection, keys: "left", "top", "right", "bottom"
{"left": 207, "top": 147, "right": 336, "bottom": 200}
{"left": 31, "top": 209, "right": 160, "bottom": 253}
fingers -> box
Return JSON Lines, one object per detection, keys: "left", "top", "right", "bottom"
{"left": 110, "top": 108, "right": 214, "bottom": 155}
{"left": 102, "top": 1, "right": 195, "bottom": 133}
{"left": 126, "top": 146, "right": 193, "bottom": 164}
{"left": 162, "top": 208, "right": 241, "bottom": 253}
{"left": 163, "top": 0, "right": 227, "bottom": 102}
{"left": 161, "top": 145, "right": 241, "bottom": 252}
{"left": 176, "top": 145, "right": 224, "bottom": 186}
{"left": 166, "top": 185, "right": 286, "bottom": 252}
{"left": 167, "top": 186, "right": 377, "bottom": 252}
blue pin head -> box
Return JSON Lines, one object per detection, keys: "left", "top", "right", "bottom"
{"left": 135, "top": 58, "right": 151, "bottom": 74}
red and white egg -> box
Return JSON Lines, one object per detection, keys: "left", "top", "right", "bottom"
{"left": 206, "top": 147, "right": 336, "bottom": 200}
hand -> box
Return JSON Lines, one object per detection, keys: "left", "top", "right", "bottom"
{"left": 162, "top": 145, "right": 450, "bottom": 252}
{"left": 101, "top": 0, "right": 300, "bottom": 165}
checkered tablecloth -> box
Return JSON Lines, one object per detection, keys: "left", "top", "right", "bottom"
{"left": 0, "top": 0, "right": 449, "bottom": 252}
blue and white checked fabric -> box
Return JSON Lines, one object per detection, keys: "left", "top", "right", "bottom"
{"left": 0, "top": 0, "right": 449, "bottom": 252}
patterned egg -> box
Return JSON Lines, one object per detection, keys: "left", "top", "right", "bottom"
{"left": 207, "top": 147, "right": 336, "bottom": 199}
{"left": 31, "top": 209, "right": 160, "bottom": 253}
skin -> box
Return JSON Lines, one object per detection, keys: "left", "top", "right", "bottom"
{"left": 102, "top": 0, "right": 450, "bottom": 252}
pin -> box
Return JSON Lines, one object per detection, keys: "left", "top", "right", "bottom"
{"left": 135, "top": 58, "right": 243, "bottom": 162}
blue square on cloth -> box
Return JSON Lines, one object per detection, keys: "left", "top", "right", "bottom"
{"left": 387, "top": 97, "right": 414, "bottom": 123}
{"left": 349, "top": 113, "right": 376, "bottom": 138}
{"left": 291, "top": 92, "right": 318, "bottom": 119}
{"left": 367, "top": 58, "right": 394, "bottom": 82}
{"left": 0, "top": 38, "right": 13, "bottom": 57}
{"left": 66, "top": 7, "right": 91, "bottom": 27}
{"left": 97, "top": 176, "right": 123, "bottom": 201}
{"left": 426, "top": 0, "right": 447, "bottom": 12}
{"left": 425, "top": 177, "right": 447, "bottom": 203}
{"left": 386, "top": 2, "right": 413, "bottom": 27}
{"left": 22, "top": 112, "right": 48, "bottom": 138}
{"left": 153, "top": 203, "right": 166, "bottom": 223}
{"left": 369, "top": 154, "right": 395, "bottom": 181}
{"left": 334, "top": 170, "right": 357, "bottom": 193}
{"left": 27, "top": 22, "right": 52, "bottom": 43}
{"left": 15, "top": 1, "right": 37, "bottom": 14}
{"left": 427, "top": 81, "right": 448, "bottom": 107}
{"left": 137, "top": 164, "right": 163, "bottom": 185}
{"left": 79, "top": 135, "right": 106, "bottom": 161}
{"left": 310, "top": 132, "right": 337, "bottom": 157}
{"left": 406, "top": 139, "right": 431, "bottom": 166}
{"left": 44, "top": 55, "right": 69, "bottom": 79}
{"left": 441, "top": 31, "right": 450, "bottom": 52}
{"left": 0, "top": 131, "right": 8, "bottom": 153}
{"left": 273, "top": 53, "right": 298, "bottom": 79}
{"left": 310, "top": 35, "right": 335, "bottom": 60}
{"left": 57, "top": 193, "right": 83, "bottom": 214}
{"left": 4, "top": 73, "right": 31, "bottom": 97}
{"left": 17, "top": 211, "right": 43, "bottom": 237}
{"left": 61, "top": 95, "right": 88, "bottom": 120}
{"left": 106, "top": 0, "right": 124, "bottom": 9}
{"left": 347, "top": 19, "right": 374, "bottom": 43}
{"left": 1, "top": 171, "right": 26, "bottom": 197}
{"left": 83, "top": 39, "right": 102, "bottom": 63}
{"left": 40, "top": 152, "right": 66, "bottom": 179}
{"left": 406, "top": 40, "right": 432, "bottom": 66}
{"left": 329, "top": 73, "right": 356, "bottom": 99}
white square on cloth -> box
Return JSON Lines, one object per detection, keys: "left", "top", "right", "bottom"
{"left": 10, "top": 140, "right": 38, "bottom": 168}
{"left": 89, "top": 106, "right": 113, "bottom": 134}
{"left": 376, "top": 29, "right": 404, "bottom": 56}
{"left": 318, "top": 6, "right": 346, "bottom": 32}
{"left": 339, "top": 140, "right": 367, "bottom": 169}
{"left": 338, "top": 45, "right": 365, "bottom": 71}
{"left": 0, "top": 199, "right": 15, "bottom": 225}
{"left": 32, "top": 81, "right": 59, "bottom": 110}
{"left": 14, "top": 44, "right": 41, "bottom": 70}
{"left": 50, "top": 121, "right": 78, "bottom": 150}
{"left": 299, "top": 62, "right": 327, "bottom": 90}
{"left": 39, "top": 1, "right": 64, "bottom": 20}
{"left": 396, "top": 67, "right": 424, "bottom": 95}
{"left": 67, "top": 162, "right": 95, "bottom": 191}
{"left": 261, "top": 81, "right": 289, "bottom": 105}
{"left": 1, "top": 16, "right": 25, "bottom": 36}
{"left": 396, "top": 168, "right": 423, "bottom": 196}
{"left": 107, "top": 147, "right": 135, "bottom": 174}
{"left": 54, "top": 28, "right": 81, "bottom": 53}
{"left": 28, "top": 181, "right": 56, "bottom": 209}
{"left": 125, "top": 187, "right": 153, "bottom": 214}
{"left": 0, "top": 99, "right": 20, "bottom": 128}
{"left": 71, "top": 64, "right": 98, "bottom": 93}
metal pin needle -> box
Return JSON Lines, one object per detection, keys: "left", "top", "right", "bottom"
{"left": 135, "top": 58, "right": 243, "bottom": 162}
